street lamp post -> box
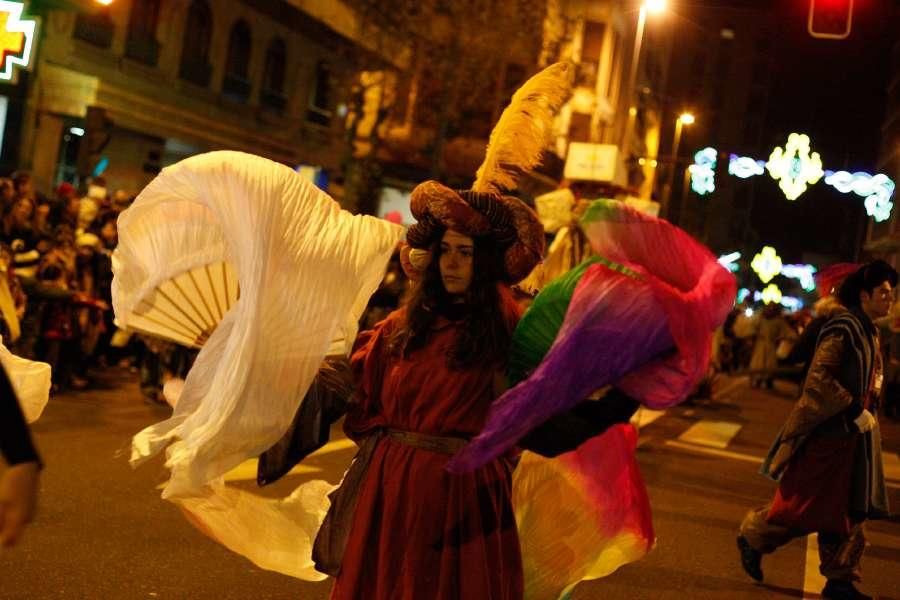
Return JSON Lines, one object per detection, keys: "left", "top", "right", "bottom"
{"left": 660, "top": 112, "right": 693, "bottom": 220}
{"left": 620, "top": 1, "right": 667, "bottom": 150}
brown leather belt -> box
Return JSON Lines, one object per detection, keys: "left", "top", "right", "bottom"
{"left": 386, "top": 429, "right": 469, "bottom": 454}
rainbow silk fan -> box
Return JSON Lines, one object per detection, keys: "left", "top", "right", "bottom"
{"left": 450, "top": 199, "right": 738, "bottom": 473}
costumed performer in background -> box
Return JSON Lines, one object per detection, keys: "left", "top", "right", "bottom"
{"left": 738, "top": 260, "right": 895, "bottom": 600}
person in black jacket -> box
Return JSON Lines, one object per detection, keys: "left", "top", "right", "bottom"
{"left": 0, "top": 363, "right": 41, "bottom": 547}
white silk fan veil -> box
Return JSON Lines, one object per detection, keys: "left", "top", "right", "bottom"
{"left": 113, "top": 151, "right": 403, "bottom": 579}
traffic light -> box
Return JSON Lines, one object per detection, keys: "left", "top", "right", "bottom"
{"left": 808, "top": 0, "right": 854, "bottom": 40}
{"left": 76, "top": 105, "right": 113, "bottom": 178}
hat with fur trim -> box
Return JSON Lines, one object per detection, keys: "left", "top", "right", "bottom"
{"left": 405, "top": 181, "right": 544, "bottom": 283}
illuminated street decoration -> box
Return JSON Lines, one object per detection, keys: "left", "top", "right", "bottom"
{"left": 766, "top": 133, "right": 824, "bottom": 201}
{"left": 718, "top": 251, "right": 740, "bottom": 272}
{"left": 0, "top": 2, "right": 36, "bottom": 82}
{"left": 780, "top": 296, "right": 803, "bottom": 312}
{"left": 751, "top": 246, "right": 782, "bottom": 284}
{"left": 728, "top": 154, "right": 765, "bottom": 179}
{"left": 737, "top": 288, "right": 751, "bottom": 304}
{"left": 759, "top": 284, "right": 783, "bottom": 306}
{"left": 824, "top": 170, "right": 895, "bottom": 223}
{"left": 722, "top": 252, "right": 818, "bottom": 293}
{"left": 753, "top": 289, "right": 802, "bottom": 311}
{"left": 691, "top": 132, "right": 895, "bottom": 222}
{"left": 780, "top": 263, "right": 817, "bottom": 292}
{"left": 689, "top": 147, "right": 717, "bottom": 195}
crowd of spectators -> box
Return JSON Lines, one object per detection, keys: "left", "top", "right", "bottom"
{"left": 0, "top": 171, "right": 188, "bottom": 403}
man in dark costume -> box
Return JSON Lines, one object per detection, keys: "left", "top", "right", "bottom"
{"left": 737, "top": 260, "right": 896, "bottom": 600}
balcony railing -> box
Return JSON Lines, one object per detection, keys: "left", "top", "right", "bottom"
{"left": 306, "top": 105, "right": 332, "bottom": 126}
{"left": 222, "top": 73, "right": 251, "bottom": 103}
{"left": 179, "top": 59, "right": 212, "bottom": 88}
{"left": 73, "top": 14, "right": 114, "bottom": 48}
{"left": 260, "top": 90, "right": 286, "bottom": 114}
{"left": 125, "top": 34, "right": 160, "bottom": 66}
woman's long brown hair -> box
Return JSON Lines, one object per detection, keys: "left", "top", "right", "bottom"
{"left": 388, "top": 234, "right": 514, "bottom": 369}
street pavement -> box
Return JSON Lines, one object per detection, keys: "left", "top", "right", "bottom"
{"left": 2, "top": 367, "right": 898, "bottom": 599}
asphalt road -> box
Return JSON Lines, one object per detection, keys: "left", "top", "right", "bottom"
{"left": 2, "top": 368, "right": 898, "bottom": 599}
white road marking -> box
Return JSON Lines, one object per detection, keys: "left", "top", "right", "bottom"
{"left": 224, "top": 460, "right": 322, "bottom": 482}
{"left": 802, "top": 533, "right": 826, "bottom": 599}
{"left": 714, "top": 375, "right": 749, "bottom": 400}
{"left": 222, "top": 438, "right": 356, "bottom": 482}
{"left": 882, "top": 451, "right": 900, "bottom": 483}
{"left": 678, "top": 420, "right": 743, "bottom": 449}
{"left": 631, "top": 407, "right": 666, "bottom": 428}
{"left": 664, "top": 439, "right": 763, "bottom": 464}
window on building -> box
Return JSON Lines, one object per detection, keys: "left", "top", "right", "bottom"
{"left": 74, "top": 8, "right": 115, "bottom": 48}
{"left": 261, "top": 38, "right": 287, "bottom": 113}
{"left": 605, "top": 31, "right": 622, "bottom": 100}
{"left": 125, "top": 0, "right": 161, "bottom": 65}
{"left": 307, "top": 61, "right": 332, "bottom": 126}
{"left": 223, "top": 20, "right": 253, "bottom": 103}
{"left": 179, "top": 0, "right": 214, "bottom": 87}
{"left": 569, "top": 112, "right": 592, "bottom": 143}
{"left": 580, "top": 21, "right": 606, "bottom": 88}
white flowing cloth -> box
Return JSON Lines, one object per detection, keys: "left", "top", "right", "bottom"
{"left": 0, "top": 338, "right": 51, "bottom": 423}
{"left": 114, "top": 151, "right": 403, "bottom": 580}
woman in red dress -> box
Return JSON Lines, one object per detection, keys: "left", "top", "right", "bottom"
{"left": 322, "top": 183, "right": 544, "bottom": 600}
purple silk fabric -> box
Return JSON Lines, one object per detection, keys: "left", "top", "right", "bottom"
{"left": 448, "top": 264, "right": 672, "bottom": 473}
{"left": 448, "top": 201, "right": 736, "bottom": 473}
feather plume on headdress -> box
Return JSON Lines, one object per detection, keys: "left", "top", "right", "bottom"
{"left": 472, "top": 62, "right": 574, "bottom": 194}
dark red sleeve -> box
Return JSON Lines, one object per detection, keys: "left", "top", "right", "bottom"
{"left": 0, "top": 364, "right": 41, "bottom": 467}
{"left": 343, "top": 310, "right": 403, "bottom": 441}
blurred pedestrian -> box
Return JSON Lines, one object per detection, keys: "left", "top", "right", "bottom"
{"left": 10, "top": 171, "right": 37, "bottom": 204}
{"left": 749, "top": 303, "right": 794, "bottom": 389}
{"left": 0, "top": 178, "right": 16, "bottom": 213}
{"left": 737, "top": 260, "right": 897, "bottom": 600}
{"left": 3, "top": 197, "right": 40, "bottom": 279}
{"left": 49, "top": 183, "right": 80, "bottom": 232}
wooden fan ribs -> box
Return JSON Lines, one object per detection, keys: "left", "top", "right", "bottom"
{"left": 205, "top": 264, "right": 224, "bottom": 321}
{"left": 133, "top": 262, "right": 239, "bottom": 349}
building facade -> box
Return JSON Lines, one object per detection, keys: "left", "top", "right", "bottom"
{"left": 4, "top": 0, "right": 403, "bottom": 198}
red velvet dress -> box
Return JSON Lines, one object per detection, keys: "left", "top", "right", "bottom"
{"left": 331, "top": 306, "right": 523, "bottom": 600}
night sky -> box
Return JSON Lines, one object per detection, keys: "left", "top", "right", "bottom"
{"left": 740, "top": 0, "right": 895, "bottom": 263}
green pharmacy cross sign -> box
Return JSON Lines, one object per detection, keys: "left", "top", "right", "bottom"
{"left": 689, "top": 133, "right": 895, "bottom": 222}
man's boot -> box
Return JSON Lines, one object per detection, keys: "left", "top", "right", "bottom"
{"left": 822, "top": 579, "right": 872, "bottom": 600}
{"left": 736, "top": 535, "right": 763, "bottom": 582}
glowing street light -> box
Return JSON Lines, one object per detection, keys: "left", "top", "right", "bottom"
{"left": 660, "top": 111, "right": 694, "bottom": 218}
{"left": 621, "top": 0, "right": 668, "bottom": 150}
{"left": 95, "top": 0, "right": 114, "bottom": 5}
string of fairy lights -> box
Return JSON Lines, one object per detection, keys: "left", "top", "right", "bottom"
{"left": 718, "top": 246, "right": 816, "bottom": 312}
{"left": 690, "top": 133, "right": 895, "bottom": 223}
